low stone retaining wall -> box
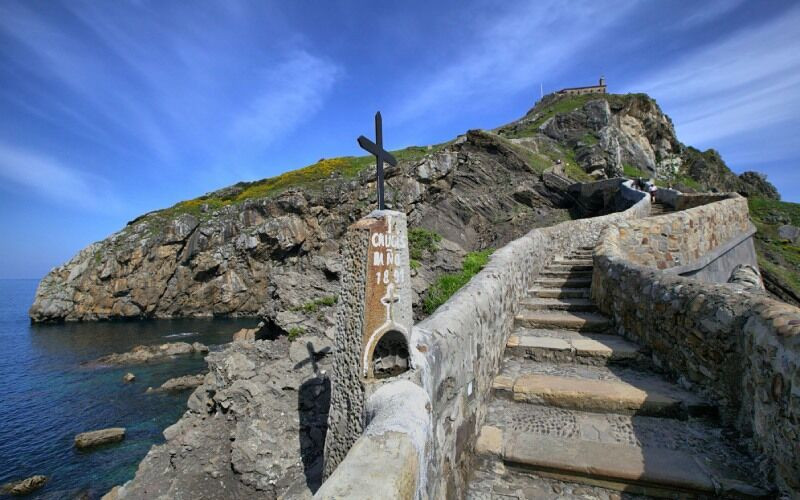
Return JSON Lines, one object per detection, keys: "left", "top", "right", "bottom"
{"left": 316, "top": 181, "right": 649, "bottom": 499}
{"left": 593, "top": 193, "right": 800, "bottom": 495}
{"left": 610, "top": 193, "right": 751, "bottom": 272}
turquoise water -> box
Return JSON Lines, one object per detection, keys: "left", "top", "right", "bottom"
{"left": 0, "top": 279, "right": 259, "bottom": 499}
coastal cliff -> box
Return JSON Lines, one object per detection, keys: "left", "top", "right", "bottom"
{"left": 30, "top": 92, "right": 787, "bottom": 328}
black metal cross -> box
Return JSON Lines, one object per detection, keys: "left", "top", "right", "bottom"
{"left": 358, "top": 111, "right": 397, "bottom": 210}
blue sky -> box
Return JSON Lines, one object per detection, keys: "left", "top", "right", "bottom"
{"left": 1, "top": 1, "right": 799, "bottom": 279}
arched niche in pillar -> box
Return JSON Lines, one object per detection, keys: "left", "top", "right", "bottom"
{"left": 365, "top": 328, "right": 410, "bottom": 379}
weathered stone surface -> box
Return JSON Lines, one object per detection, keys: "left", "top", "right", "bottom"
{"left": 505, "top": 433, "right": 717, "bottom": 493}
{"left": 778, "top": 224, "right": 800, "bottom": 243}
{"left": 511, "top": 374, "right": 689, "bottom": 416}
{"left": 593, "top": 191, "right": 800, "bottom": 496}
{"left": 89, "top": 342, "right": 208, "bottom": 366}
{"left": 74, "top": 428, "right": 125, "bottom": 449}
{"left": 515, "top": 310, "right": 611, "bottom": 332}
{"left": 122, "top": 372, "right": 135, "bottom": 383}
{"left": 330, "top": 184, "right": 650, "bottom": 499}
{"left": 475, "top": 426, "right": 503, "bottom": 457}
{"left": 2, "top": 475, "right": 48, "bottom": 496}
{"left": 316, "top": 432, "right": 419, "bottom": 500}
{"left": 728, "top": 264, "right": 765, "bottom": 291}
{"left": 232, "top": 326, "right": 260, "bottom": 342}
{"left": 100, "top": 486, "right": 121, "bottom": 500}
{"left": 147, "top": 373, "right": 205, "bottom": 393}
{"left": 29, "top": 130, "right": 575, "bottom": 332}
{"left": 323, "top": 211, "right": 414, "bottom": 478}
{"left": 116, "top": 336, "right": 332, "bottom": 499}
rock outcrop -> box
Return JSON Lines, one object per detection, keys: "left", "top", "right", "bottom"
{"left": 111, "top": 336, "right": 332, "bottom": 499}
{"left": 30, "top": 130, "right": 571, "bottom": 332}
{"left": 74, "top": 428, "right": 126, "bottom": 449}
{"left": 89, "top": 342, "right": 208, "bottom": 366}
{"left": 496, "top": 93, "right": 779, "bottom": 199}
{"left": 29, "top": 92, "right": 784, "bottom": 327}
{"left": 146, "top": 373, "right": 206, "bottom": 393}
{"left": 2, "top": 475, "right": 48, "bottom": 496}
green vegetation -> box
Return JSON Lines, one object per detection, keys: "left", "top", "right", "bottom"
{"left": 143, "top": 143, "right": 451, "bottom": 224}
{"left": 748, "top": 197, "right": 800, "bottom": 296}
{"left": 581, "top": 133, "right": 598, "bottom": 146}
{"left": 408, "top": 228, "right": 442, "bottom": 260}
{"left": 672, "top": 174, "right": 702, "bottom": 191}
{"left": 287, "top": 326, "right": 304, "bottom": 342}
{"left": 525, "top": 152, "right": 553, "bottom": 173}
{"left": 621, "top": 164, "right": 702, "bottom": 191}
{"left": 292, "top": 295, "right": 338, "bottom": 313}
{"left": 410, "top": 259, "right": 421, "bottom": 270}
{"left": 504, "top": 93, "right": 646, "bottom": 139}
{"left": 623, "top": 164, "right": 646, "bottom": 179}
{"left": 423, "top": 249, "right": 494, "bottom": 314}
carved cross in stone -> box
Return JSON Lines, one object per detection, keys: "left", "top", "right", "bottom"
{"left": 357, "top": 112, "right": 398, "bottom": 210}
{"left": 380, "top": 282, "right": 400, "bottom": 323}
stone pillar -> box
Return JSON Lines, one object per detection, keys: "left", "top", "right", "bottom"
{"left": 323, "top": 210, "right": 413, "bottom": 478}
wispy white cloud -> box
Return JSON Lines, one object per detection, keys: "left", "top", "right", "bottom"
{"left": 675, "top": 0, "right": 746, "bottom": 29}
{"left": 626, "top": 5, "right": 800, "bottom": 146}
{"left": 230, "top": 50, "right": 341, "bottom": 147}
{"left": 0, "top": 142, "right": 122, "bottom": 212}
{"left": 391, "top": 0, "right": 633, "bottom": 124}
{"left": 0, "top": 1, "right": 342, "bottom": 168}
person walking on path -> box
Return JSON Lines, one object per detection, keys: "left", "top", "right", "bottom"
{"left": 648, "top": 182, "right": 657, "bottom": 202}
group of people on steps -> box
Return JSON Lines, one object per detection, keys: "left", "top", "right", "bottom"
{"left": 634, "top": 177, "right": 658, "bottom": 202}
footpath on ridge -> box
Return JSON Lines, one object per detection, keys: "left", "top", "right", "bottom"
{"left": 466, "top": 211, "right": 772, "bottom": 499}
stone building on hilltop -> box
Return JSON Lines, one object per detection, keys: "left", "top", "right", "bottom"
{"left": 557, "top": 76, "right": 607, "bottom": 95}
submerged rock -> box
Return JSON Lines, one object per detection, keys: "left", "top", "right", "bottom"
{"left": 2, "top": 475, "right": 48, "bottom": 495}
{"left": 74, "top": 428, "right": 125, "bottom": 449}
{"left": 90, "top": 342, "right": 208, "bottom": 366}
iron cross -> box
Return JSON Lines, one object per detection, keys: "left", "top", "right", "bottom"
{"left": 358, "top": 111, "right": 397, "bottom": 210}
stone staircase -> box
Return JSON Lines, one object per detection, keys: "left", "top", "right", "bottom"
{"left": 467, "top": 246, "right": 770, "bottom": 499}
{"left": 649, "top": 201, "right": 670, "bottom": 216}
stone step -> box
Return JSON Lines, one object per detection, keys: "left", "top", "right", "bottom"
{"left": 540, "top": 269, "right": 593, "bottom": 279}
{"left": 528, "top": 287, "right": 590, "bottom": 299}
{"left": 518, "top": 297, "right": 597, "bottom": 312}
{"left": 565, "top": 253, "right": 592, "bottom": 259}
{"left": 515, "top": 310, "right": 610, "bottom": 332}
{"left": 476, "top": 415, "right": 769, "bottom": 499}
{"left": 548, "top": 262, "right": 593, "bottom": 271}
{"left": 493, "top": 363, "right": 713, "bottom": 418}
{"left": 533, "top": 277, "right": 592, "bottom": 288}
{"left": 506, "top": 331, "right": 641, "bottom": 365}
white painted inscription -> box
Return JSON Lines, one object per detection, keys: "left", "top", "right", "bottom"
{"left": 370, "top": 228, "right": 406, "bottom": 285}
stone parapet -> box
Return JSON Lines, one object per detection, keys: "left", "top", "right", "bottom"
{"left": 316, "top": 180, "right": 650, "bottom": 499}
{"left": 605, "top": 193, "right": 749, "bottom": 271}
{"left": 593, "top": 193, "right": 800, "bottom": 495}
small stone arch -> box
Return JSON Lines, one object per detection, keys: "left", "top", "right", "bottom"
{"left": 367, "top": 329, "right": 410, "bottom": 379}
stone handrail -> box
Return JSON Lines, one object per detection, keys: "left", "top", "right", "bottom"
{"left": 593, "top": 192, "right": 800, "bottom": 495}
{"left": 316, "top": 180, "right": 650, "bottom": 499}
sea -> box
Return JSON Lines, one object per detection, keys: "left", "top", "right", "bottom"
{"left": 0, "top": 279, "right": 259, "bottom": 499}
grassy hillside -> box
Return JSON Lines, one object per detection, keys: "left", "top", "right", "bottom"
{"left": 748, "top": 197, "right": 800, "bottom": 304}
{"left": 140, "top": 143, "right": 449, "bottom": 223}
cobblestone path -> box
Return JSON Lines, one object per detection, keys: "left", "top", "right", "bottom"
{"left": 466, "top": 245, "right": 770, "bottom": 499}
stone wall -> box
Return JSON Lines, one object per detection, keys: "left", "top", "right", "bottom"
{"left": 609, "top": 193, "right": 751, "bottom": 271}
{"left": 316, "top": 181, "right": 650, "bottom": 499}
{"left": 593, "top": 194, "right": 800, "bottom": 495}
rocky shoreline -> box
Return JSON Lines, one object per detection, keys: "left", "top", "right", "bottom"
{"left": 87, "top": 341, "right": 209, "bottom": 366}
{"left": 107, "top": 335, "right": 333, "bottom": 499}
